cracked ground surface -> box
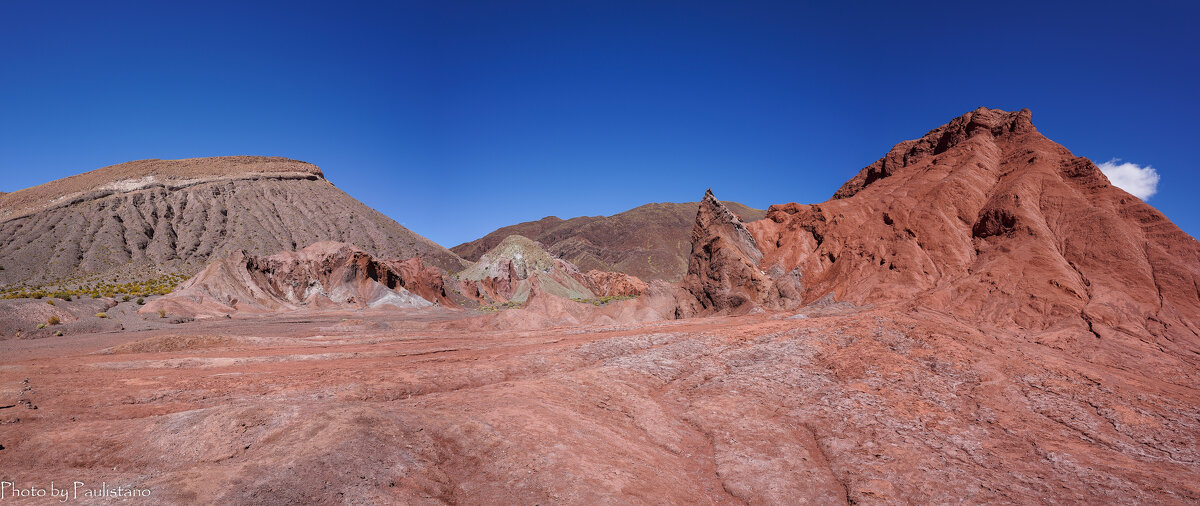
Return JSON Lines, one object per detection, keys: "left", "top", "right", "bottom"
{"left": 2, "top": 306, "right": 1198, "bottom": 504}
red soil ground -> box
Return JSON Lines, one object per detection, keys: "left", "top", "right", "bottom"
{"left": 1, "top": 302, "right": 1198, "bottom": 504}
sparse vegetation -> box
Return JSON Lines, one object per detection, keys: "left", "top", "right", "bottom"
{"left": 136, "top": 298, "right": 145, "bottom": 305}
{"left": 96, "top": 312, "right": 108, "bottom": 318}
{"left": 36, "top": 323, "right": 46, "bottom": 330}
{"left": 46, "top": 299, "right": 55, "bottom": 306}
{"left": 158, "top": 309, "right": 167, "bottom": 318}
{"left": 0, "top": 273, "right": 186, "bottom": 300}
{"left": 47, "top": 315, "right": 60, "bottom": 325}
{"left": 122, "top": 295, "right": 131, "bottom": 302}
{"left": 570, "top": 295, "right": 639, "bottom": 306}
{"left": 478, "top": 301, "right": 523, "bottom": 312}
{"left": 55, "top": 330, "right": 63, "bottom": 336}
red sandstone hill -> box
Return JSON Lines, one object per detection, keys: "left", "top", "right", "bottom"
{"left": 0, "top": 157, "right": 467, "bottom": 286}
{"left": 680, "top": 106, "right": 1200, "bottom": 359}
{"left": 452, "top": 201, "right": 766, "bottom": 282}
{"left": 141, "top": 242, "right": 450, "bottom": 318}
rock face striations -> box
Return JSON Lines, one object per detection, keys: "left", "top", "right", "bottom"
{"left": 453, "top": 235, "right": 647, "bottom": 304}
{"left": 452, "top": 201, "right": 765, "bottom": 282}
{"left": 0, "top": 156, "right": 467, "bottom": 285}
{"left": 142, "top": 242, "right": 448, "bottom": 317}
{"left": 677, "top": 190, "right": 774, "bottom": 316}
{"left": 681, "top": 107, "right": 1200, "bottom": 346}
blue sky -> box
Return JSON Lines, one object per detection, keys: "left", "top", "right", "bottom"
{"left": 2, "top": 1, "right": 1197, "bottom": 247}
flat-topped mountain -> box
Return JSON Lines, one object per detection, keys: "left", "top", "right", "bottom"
{"left": 452, "top": 201, "right": 765, "bottom": 282}
{"left": 0, "top": 156, "right": 467, "bottom": 286}
{"left": 0, "top": 156, "right": 323, "bottom": 221}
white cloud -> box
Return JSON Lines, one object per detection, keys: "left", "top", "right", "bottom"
{"left": 1098, "top": 158, "right": 1160, "bottom": 200}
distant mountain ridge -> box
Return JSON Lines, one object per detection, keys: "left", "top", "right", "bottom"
{"left": 452, "top": 201, "right": 765, "bottom": 282}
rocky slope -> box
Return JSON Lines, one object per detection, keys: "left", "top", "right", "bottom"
{"left": 0, "top": 156, "right": 467, "bottom": 286}
{"left": 147, "top": 235, "right": 648, "bottom": 318}
{"left": 681, "top": 107, "right": 1200, "bottom": 364}
{"left": 452, "top": 201, "right": 765, "bottom": 282}
{"left": 453, "top": 235, "right": 646, "bottom": 304}
{"left": 142, "top": 242, "right": 448, "bottom": 318}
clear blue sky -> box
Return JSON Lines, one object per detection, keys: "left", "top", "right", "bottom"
{"left": 2, "top": 1, "right": 1197, "bottom": 247}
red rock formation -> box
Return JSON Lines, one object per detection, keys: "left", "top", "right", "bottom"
{"left": 682, "top": 107, "right": 1200, "bottom": 351}
{"left": 384, "top": 257, "right": 452, "bottom": 306}
{"left": 677, "top": 190, "right": 774, "bottom": 316}
{"left": 581, "top": 269, "right": 648, "bottom": 297}
{"left": 142, "top": 242, "right": 447, "bottom": 317}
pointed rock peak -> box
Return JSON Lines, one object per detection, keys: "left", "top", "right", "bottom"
{"left": 680, "top": 189, "right": 771, "bottom": 314}
{"left": 695, "top": 190, "right": 758, "bottom": 255}
{"left": 833, "top": 107, "right": 1040, "bottom": 199}
{"left": 953, "top": 107, "right": 1036, "bottom": 139}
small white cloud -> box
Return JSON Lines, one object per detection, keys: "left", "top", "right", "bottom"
{"left": 1098, "top": 158, "right": 1160, "bottom": 200}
